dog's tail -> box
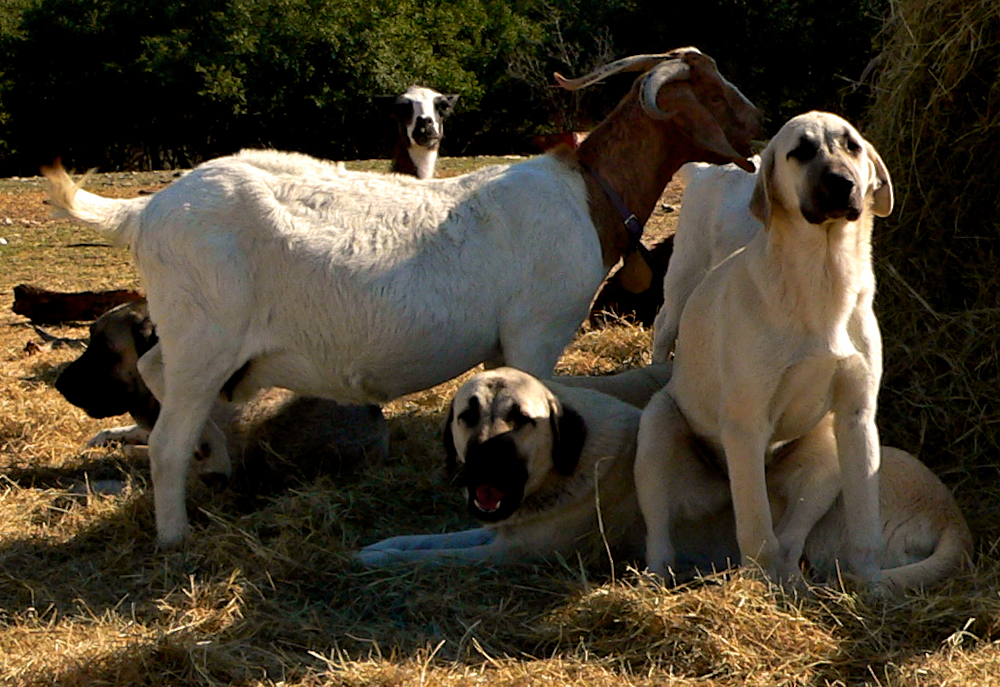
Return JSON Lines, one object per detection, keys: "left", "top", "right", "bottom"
{"left": 879, "top": 515, "right": 973, "bottom": 594}
{"left": 42, "top": 160, "right": 152, "bottom": 250}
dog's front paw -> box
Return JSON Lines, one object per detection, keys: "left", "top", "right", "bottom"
{"left": 87, "top": 424, "right": 150, "bottom": 448}
{"left": 354, "top": 548, "right": 401, "bottom": 567}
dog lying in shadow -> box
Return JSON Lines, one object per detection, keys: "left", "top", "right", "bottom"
{"left": 56, "top": 299, "right": 389, "bottom": 496}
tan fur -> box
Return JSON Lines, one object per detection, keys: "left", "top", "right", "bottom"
{"left": 356, "top": 368, "right": 645, "bottom": 566}
{"left": 636, "top": 112, "right": 895, "bottom": 587}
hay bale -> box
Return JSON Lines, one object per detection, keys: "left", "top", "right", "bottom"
{"left": 865, "top": 0, "right": 1000, "bottom": 538}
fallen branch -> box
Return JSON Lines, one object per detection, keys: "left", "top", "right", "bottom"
{"left": 12, "top": 283, "right": 143, "bottom": 324}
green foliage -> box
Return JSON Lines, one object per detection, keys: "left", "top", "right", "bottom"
{"left": 0, "top": 0, "right": 889, "bottom": 173}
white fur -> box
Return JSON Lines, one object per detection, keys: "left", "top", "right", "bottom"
{"left": 651, "top": 160, "right": 762, "bottom": 361}
{"left": 44, "top": 47, "right": 761, "bottom": 547}
{"left": 46, "top": 149, "right": 604, "bottom": 545}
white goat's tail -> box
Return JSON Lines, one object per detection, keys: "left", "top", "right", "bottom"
{"left": 42, "top": 161, "right": 151, "bottom": 249}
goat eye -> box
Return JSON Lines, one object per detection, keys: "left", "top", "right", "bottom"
{"left": 788, "top": 138, "right": 817, "bottom": 163}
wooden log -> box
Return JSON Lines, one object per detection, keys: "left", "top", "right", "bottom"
{"left": 12, "top": 284, "right": 143, "bottom": 324}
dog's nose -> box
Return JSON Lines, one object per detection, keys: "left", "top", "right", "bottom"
{"left": 822, "top": 170, "right": 855, "bottom": 202}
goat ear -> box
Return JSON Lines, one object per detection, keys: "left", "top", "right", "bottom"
{"left": 864, "top": 140, "right": 894, "bottom": 217}
{"left": 659, "top": 86, "right": 752, "bottom": 172}
{"left": 749, "top": 146, "right": 775, "bottom": 225}
{"left": 443, "top": 404, "right": 458, "bottom": 472}
{"left": 435, "top": 94, "right": 459, "bottom": 117}
{"left": 549, "top": 399, "right": 587, "bottom": 476}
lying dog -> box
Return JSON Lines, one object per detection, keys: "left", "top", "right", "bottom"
{"left": 356, "top": 367, "right": 649, "bottom": 566}
{"left": 637, "top": 112, "right": 894, "bottom": 587}
{"left": 357, "top": 368, "right": 970, "bottom": 592}
{"left": 56, "top": 300, "right": 389, "bottom": 491}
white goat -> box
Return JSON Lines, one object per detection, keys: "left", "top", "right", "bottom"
{"left": 44, "top": 46, "right": 761, "bottom": 546}
{"left": 651, "top": 159, "right": 762, "bottom": 361}
{"left": 385, "top": 86, "right": 459, "bottom": 179}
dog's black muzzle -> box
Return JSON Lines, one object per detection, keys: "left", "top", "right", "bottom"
{"left": 459, "top": 433, "right": 528, "bottom": 523}
{"left": 801, "top": 168, "right": 862, "bottom": 224}
{"left": 55, "top": 354, "right": 131, "bottom": 419}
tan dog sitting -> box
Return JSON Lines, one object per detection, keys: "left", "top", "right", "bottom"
{"left": 636, "top": 112, "right": 895, "bottom": 588}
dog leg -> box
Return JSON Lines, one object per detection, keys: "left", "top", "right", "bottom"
{"left": 832, "top": 359, "right": 883, "bottom": 583}
{"left": 635, "top": 390, "right": 713, "bottom": 577}
{"left": 355, "top": 528, "right": 498, "bottom": 566}
{"left": 361, "top": 528, "right": 495, "bottom": 552}
{"left": 720, "top": 417, "right": 781, "bottom": 579}
{"left": 768, "top": 421, "right": 841, "bottom": 587}
{"left": 87, "top": 424, "right": 151, "bottom": 447}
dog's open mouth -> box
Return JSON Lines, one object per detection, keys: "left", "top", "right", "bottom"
{"left": 473, "top": 484, "right": 505, "bottom": 513}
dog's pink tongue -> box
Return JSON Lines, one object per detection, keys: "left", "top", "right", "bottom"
{"left": 475, "top": 485, "right": 504, "bottom": 512}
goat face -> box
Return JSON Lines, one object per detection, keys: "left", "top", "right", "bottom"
{"left": 642, "top": 48, "right": 763, "bottom": 172}
{"left": 392, "top": 86, "right": 459, "bottom": 149}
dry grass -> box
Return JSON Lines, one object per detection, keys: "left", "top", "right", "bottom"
{"left": 1, "top": 147, "right": 999, "bottom": 686}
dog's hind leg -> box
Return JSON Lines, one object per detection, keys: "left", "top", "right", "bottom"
{"left": 768, "top": 419, "right": 841, "bottom": 587}
{"left": 636, "top": 390, "right": 729, "bottom": 579}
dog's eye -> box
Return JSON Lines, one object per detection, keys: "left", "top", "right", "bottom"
{"left": 458, "top": 401, "right": 480, "bottom": 427}
{"left": 788, "top": 138, "right": 817, "bottom": 163}
{"left": 845, "top": 137, "right": 862, "bottom": 155}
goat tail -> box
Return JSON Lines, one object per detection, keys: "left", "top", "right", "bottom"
{"left": 879, "top": 518, "right": 973, "bottom": 594}
{"left": 42, "top": 160, "right": 150, "bottom": 250}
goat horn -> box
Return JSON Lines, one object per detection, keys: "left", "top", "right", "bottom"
{"left": 553, "top": 53, "right": 679, "bottom": 91}
{"left": 639, "top": 59, "right": 692, "bottom": 120}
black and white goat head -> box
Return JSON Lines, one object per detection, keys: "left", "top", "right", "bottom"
{"left": 384, "top": 86, "right": 459, "bottom": 179}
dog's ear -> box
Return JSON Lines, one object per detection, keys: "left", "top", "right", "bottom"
{"left": 443, "top": 404, "right": 458, "bottom": 472}
{"left": 130, "top": 313, "right": 158, "bottom": 357}
{"left": 864, "top": 140, "right": 894, "bottom": 218}
{"left": 749, "top": 145, "right": 775, "bottom": 225}
{"left": 549, "top": 399, "right": 587, "bottom": 476}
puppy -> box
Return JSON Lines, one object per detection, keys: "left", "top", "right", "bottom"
{"left": 356, "top": 367, "right": 647, "bottom": 566}
{"left": 56, "top": 300, "right": 389, "bottom": 490}
{"left": 636, "top": 112, "right": 894, "bottom": 586}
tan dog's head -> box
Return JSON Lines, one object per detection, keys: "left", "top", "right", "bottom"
{"left": 55, "top": 299, "right": 160, "bottom": 429}
{"left": 443, "top": 368, "right": 586, "bottom": 523}
{"left": 750, "top": 111, "right": 893, "bottom": 227}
